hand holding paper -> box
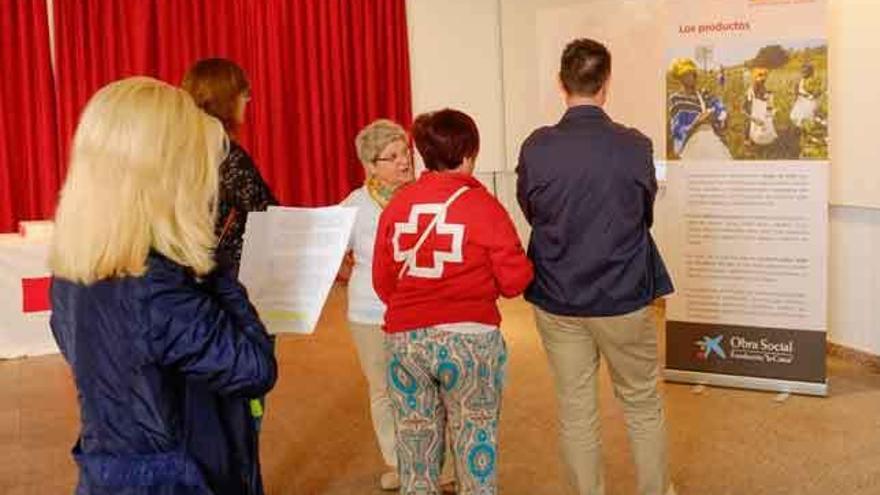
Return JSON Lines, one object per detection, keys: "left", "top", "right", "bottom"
{"left": 238, "top": 206, "right": 356, "bottom": 334}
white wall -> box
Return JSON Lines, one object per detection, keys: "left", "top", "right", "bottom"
{"left": 828, "top": 206, "right": 880, "bottom": 354}
{"left": 405, "top": 0, "right": 522, "bottom": 242}
{"left": 406, "top": 0, "right": 880, "bottom": 355}
{"left": 405, "top": 0, "right": 507, "bottom": 176}
{"left": 500, "top": 0, "right": 668, "bottom": 172}
{"left": 829, "top": 0, "right": 880, "bottom": 209}
{"left": 825, "top": 1, "right": 880, "bottom": 354}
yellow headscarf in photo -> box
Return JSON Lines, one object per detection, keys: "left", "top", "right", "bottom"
{"left": 751, "top": 67, "right": 769, "bottom": 83}
{"left": 670, "top": 58, "right": 698, "bottom": 80}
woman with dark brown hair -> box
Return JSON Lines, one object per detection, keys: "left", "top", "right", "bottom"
{"left": 181, "top": 59, "right": 278, "bottom": 495}
{"left": 182, "top": 58, "right": 278, "bottom": 274}
{"left": 373, "top": 109, "right": 533, "bottom": 494}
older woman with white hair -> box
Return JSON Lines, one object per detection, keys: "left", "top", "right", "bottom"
{"left": 340, "top": 119, "right": 415, "bottom": 490}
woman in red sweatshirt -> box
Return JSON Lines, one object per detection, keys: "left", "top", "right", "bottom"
{"left": 373, "top": 109, "right": 533, "bottom": 494}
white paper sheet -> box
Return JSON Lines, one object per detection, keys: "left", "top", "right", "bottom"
{"left": 239, "top": 206, "right": 356, "bottom": 334}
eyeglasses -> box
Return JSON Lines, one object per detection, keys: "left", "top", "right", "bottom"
{"left": 375, "top": 149, "right": 412, "bottom": 163}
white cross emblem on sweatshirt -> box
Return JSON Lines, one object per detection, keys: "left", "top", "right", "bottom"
{"left": 392, "top": 203, "right": 465, "bottom": 279}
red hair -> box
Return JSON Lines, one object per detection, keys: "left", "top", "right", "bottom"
{"left": 181, "top": 58, "right": 250, "bottom": 133}
{"left": 412, "top": 109, "right": 480, "bottom": 171}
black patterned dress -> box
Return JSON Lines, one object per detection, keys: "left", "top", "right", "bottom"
{"left": 216, "top": 140, "right": 278, "bottom": 272}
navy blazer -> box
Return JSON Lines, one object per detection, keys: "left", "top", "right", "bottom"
{"left": 516, "top": 105, "right": 673, "bottom": 317}
{"left": 51, "top": 254, "right": 277, "bottom": 495}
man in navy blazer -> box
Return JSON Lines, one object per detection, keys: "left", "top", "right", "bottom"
{"left": 517, "top": 38, "right": 675, "bottom": 495}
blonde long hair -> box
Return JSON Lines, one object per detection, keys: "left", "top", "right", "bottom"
{"left": 50, "top": 77, "right": 227, "bottom": 284}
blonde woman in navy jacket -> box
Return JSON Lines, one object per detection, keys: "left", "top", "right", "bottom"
{"left": 49, "top": 78, "right": 277, "bottom": 495}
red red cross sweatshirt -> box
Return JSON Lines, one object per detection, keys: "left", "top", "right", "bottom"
{"left": 372, "top": 171, "right": 533, "bottom": 333}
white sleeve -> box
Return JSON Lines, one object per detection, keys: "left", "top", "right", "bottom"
{"left": 341, "top": 188, "right": 362, "bottom": 251}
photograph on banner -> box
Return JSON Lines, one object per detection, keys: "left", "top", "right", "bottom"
{"left": 666, "top": 38, "right": 828, "bottom": 161}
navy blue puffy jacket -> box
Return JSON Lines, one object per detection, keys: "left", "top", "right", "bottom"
{"left": 50, "top": 253, "right": 277, "bottom": 495}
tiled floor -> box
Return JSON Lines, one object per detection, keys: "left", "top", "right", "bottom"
{"left": 2, "top": 288, "right": 880, "bottom": 494}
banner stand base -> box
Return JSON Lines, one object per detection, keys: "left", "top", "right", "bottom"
{"left": 664, "top": 369, "right": 828, "bottom": 397}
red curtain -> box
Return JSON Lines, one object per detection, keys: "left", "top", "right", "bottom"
{"left": 53, "top": 0, "right": 156, "bottom": 180}
{"left": 0, "top": 0, "right": 61, "bottom": 232}
{"left": 53, "top": 0, "right": 412, "bottom": 207}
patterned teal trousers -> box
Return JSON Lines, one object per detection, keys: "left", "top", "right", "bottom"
{"left": 386, "top": 328, "right": 507, "bottom": 495}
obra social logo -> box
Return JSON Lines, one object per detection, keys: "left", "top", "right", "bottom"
{"left": 695, "top": 335, "right": 726, "bottom": 360}
{"left": 729, "top": 335, "right": 795, "bottom": 364}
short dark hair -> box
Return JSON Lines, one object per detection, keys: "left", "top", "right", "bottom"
{"left": 412, "top": 109, "right": 480, "bottom": 171}
{"left": 559, "top": 38, "right": 611, "bottom": 97}
{"left": 181, "top": 58, "right": 250, "bottom": 132}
